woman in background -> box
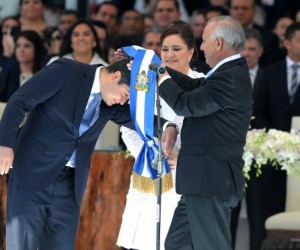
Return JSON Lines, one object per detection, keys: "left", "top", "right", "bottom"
{"left": 0, "top": 30, "right": 46, "bottom": 102}
{"left": 47, "top": 19, "right": 107, "bottom": 66}
{"left": 19, "top": 0, "right": 49, "bottom": 37}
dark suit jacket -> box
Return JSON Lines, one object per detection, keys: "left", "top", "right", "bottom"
{"left": 252, "top": 24, "right": 281, "bottom": 67}
{"left": 0, "top": 58, "right": 135, "bottom": 204}
{"left": 252, "top": 59, "right": 300, "bottom": 131}
{"left": 159, "top": 57, "right": 252, "bottom": 201}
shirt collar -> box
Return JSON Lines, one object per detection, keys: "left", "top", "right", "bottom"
{"left": 91, "top": 66, "right": 102, "bottom": 94}
{"left": 249, "top": 65, "right": 258, "bottom": 75}
{"left": 209, "top": 54, "right": 241, "bottom": 75}
{"left": 287, "top": 57, "right": 300, "bottom": 68}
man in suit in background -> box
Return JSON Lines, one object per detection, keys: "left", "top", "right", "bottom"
{"left": 158, "top": 15, "right": 252, "bottom": 250}
{"left": 0, "top": 58, "right": 135, "bottom": 250}
{"left": 250, "top": 22, "right": 300, "bottom": 250}
{"left": 229, "top": 0, "right": 281, "bottom": 67}
{"left": 230, "top": 27, "right": 264, "bottom": 249}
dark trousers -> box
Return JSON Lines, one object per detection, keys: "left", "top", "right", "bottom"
{"left": 165, "top": 193, "right": 239, "bottom": 250}
{"left": 230, "top": 201, "right": 241, "bottom": 249}
{"left": 6, "top": 168, "right": 80, "bottom": 250}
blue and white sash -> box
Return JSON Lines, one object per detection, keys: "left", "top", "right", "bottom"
{"left": 122, "top": 46, "right": 173, "bottom": 193}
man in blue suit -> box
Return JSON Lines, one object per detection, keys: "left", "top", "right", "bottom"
{"left": 0, "top": 58, "right": 149, "bottom": 250}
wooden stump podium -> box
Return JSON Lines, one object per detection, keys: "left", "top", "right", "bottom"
{"left": 0, "top": 151, "right": 134, "bottom": 250}
{"left": 76, "top": 151, "right": 134, "bottom": 250}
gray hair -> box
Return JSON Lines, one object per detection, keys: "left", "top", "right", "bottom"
{"left": 208, "top": 15, "right": 245, "bottom": 51}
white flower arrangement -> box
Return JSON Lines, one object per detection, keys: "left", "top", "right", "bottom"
{"left": 243, "top": 129, "right": 300, "bottom": 180}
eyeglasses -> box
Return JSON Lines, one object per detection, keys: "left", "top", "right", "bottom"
{"left": 51, "top": 34, "right": 62, "bottom": 41}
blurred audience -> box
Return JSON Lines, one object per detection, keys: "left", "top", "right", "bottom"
{"left": 103, "top": 35, "right": 132, "bottom": 64}
{"left": 91, "top": 20, "right": 108, "bottom": 57}
{"left": 143, "top": 14, "right": 155, "bottom": 32}
{"left": 190, "top": 9, "right": 207, "bottom": 40}
{"left": 43, "top": 27, "right": 63, "bottom": 63}
{"left": 229, "top": 0, "right": 280, "bottom": 66}
{"left": 57, "top": 10, "right": 79, "bottom": 35}
{"left": 272, "top": 16, "right": 293, "bottom": 48}
{"left": 0, "top": 30, "right": 46, "bottom": 102}
{"left": 118, "top": 9, "right": 144, "bottom": 37}
{"left": 142, "top": 27, "right": 163, "bottom": 55}
{"left": 1, "top": 16, "right": 20, "bottom": 57}
{"left": 91, "top": 1, "right": 119, "bottom": 35}
{"left": 204, "top": 5, "right": 229, "bottom": 21}
{"left": 19, "top": 0, "right": 49, "bottom": 38}
{"left": 153, "top": 0, "right": 181, "bottom": 29}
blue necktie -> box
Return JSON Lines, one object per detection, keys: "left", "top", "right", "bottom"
{"left": 290, "top": 64, "right": 299, "bottom": 103}
{"left": 69, "top": 93, "right": 101, "bottom": 166}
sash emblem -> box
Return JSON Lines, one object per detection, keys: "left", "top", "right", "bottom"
{"left": 135, "top": 70, "right": 149, "bottom": 92}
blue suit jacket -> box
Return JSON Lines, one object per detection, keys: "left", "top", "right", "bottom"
{"left": 0, "top": 58, "right": 134, "bottom": 204}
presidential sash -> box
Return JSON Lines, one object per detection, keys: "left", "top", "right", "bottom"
{"left": 122, "top": 46, "right": 173, "bottom": 193}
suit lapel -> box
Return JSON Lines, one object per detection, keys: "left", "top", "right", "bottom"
{"left": 73, "top": 67, "right": 97, "bottom": 128}
{"left": 278, "top": 61, "right": 290, "bottom": 104}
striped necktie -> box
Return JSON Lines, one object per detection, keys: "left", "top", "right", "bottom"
{"left": 69, "top": 93, "right": 101, "bottom": 166}
{"left": 290, "top": 64, "right": 300, "bottom": 103}
{"left": 79, "top": 93, "right": 101, "bottom": 135}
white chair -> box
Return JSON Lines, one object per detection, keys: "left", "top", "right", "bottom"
{"left": 262, "top": 175, "right": 300, "bottom": 249}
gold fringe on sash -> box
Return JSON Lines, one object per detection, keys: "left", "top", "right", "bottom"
{"left": 132, "top": 171, "right": 173, "bottom": 194}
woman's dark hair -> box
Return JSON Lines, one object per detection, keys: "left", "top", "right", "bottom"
{"left": 15, "top": 30, "right": 47, "bottom": 73}
{"left": 160, "top": 22, "right": 198, "bottom": 59}
{"left": 59, "top": 19, "right": 103, "bottom": 58}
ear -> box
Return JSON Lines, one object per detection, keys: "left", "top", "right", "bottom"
{"left": 189, "top": 48, "right": 194, "bottom": 61}
{"left": 215, "top": 37, "right": 223, "bottom": 51}
{"left": 283, "top": 39, "right": 290, "bottom": 50}
{"left": 112, "top": 71, "right": 121, "bottom": 82}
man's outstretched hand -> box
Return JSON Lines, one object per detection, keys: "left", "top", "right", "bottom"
{"left": 0, "top": 146, "right": 14, "bottom": 175}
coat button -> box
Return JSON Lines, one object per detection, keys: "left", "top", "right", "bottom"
{"left": 65, "top": 155, "right": 70, "bottom": 161}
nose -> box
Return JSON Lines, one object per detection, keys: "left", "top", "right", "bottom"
{"left": 200, "top": 43, "right": 204, "bottom": 51}
{"left": 166, "top": 49, "right": 175, "bottom": 57}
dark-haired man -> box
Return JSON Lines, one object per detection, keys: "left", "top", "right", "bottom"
{"left": 91, "top": 1, "right": 119, "bottom": 34}
{"left": 0, "top": 58, "right": 133, "bottom": 250}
